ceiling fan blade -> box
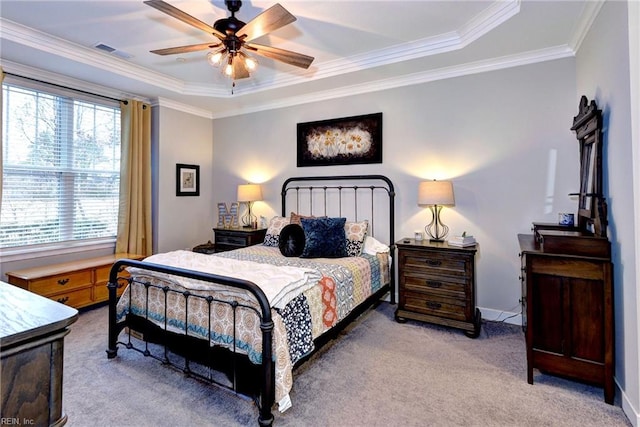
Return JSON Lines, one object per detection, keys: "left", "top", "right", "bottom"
{"left": 150, "top": 42, "right": 222, "bottom": 56}
{"left": 144, "top": 0, "right": 226, "bottom": 39}
{"left": 232, "top": 58, "right": 251, "bottom": 80}
{"left": 237, "top": 3, "right": 296, "bottom": 43}
{"left": 245, "top": 43, "right": 314, "bottom": 69}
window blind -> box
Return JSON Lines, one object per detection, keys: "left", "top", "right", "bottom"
{"left": 1, "top": 82, "right": 121, "bottom": 249}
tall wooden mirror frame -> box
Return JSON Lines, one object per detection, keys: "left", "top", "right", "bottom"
{"left": 570, "top": 96, "right": 608, "bottom": 237}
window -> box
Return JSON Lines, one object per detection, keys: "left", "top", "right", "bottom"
{"left": 1, "top": 80, "right": 121, "bottom": 250}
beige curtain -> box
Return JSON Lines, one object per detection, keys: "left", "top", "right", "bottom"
{"left": 116, "top": 100, "right": 152, "bottom": 256}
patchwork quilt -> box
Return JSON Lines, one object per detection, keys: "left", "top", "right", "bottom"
{"left": 115, "top": 246, "right": 389, "bottom": 411}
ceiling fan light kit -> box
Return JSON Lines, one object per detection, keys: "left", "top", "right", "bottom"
{"left": 144, "top": 0, "right": 313, "bottom": 84}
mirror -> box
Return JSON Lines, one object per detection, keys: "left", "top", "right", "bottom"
{"left": 571, "top": 96, "right": 607, "bottom": 237}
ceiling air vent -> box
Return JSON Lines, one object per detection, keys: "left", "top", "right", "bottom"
{"left": 93, "top": 43, "right": 133, "bottom": 59}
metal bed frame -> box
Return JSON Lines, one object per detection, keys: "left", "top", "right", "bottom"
{"left": 106, "top": 175, "right": 395, "bottom": 426}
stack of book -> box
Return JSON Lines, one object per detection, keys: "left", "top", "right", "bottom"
{"left": 448, "top": 234, "right": 476, "bottom": 247}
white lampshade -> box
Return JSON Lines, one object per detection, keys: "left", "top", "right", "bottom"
{"left": 237, "top": 184, "right": 263, "bottom": 202}
{"left": 418, "top": 180, "right": 455, "bottom": 206}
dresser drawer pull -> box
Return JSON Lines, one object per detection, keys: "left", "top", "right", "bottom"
{"left": 426, "top": 280, "right": 443, "bottom": 288}
{"left": 57, "top": 296, "right": 69, "bottom": 304}
{"left": 425, "top": 260, "right": 442, "bottom": 267}
{"left": 57, "top": 278, "right": 70, "bottom": 286}
{"left": 426, "top": 301, "right": 441, "bottom": 310}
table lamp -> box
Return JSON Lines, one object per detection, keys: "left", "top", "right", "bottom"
{"left": 237, "top": 183, "right": 263, "bottom": 228}
{"left": 418, "top": 180, "right": 455, "bottom": 242}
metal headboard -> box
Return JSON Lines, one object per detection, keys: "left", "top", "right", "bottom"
{"left": 281, "top": 174, "right": 396, "bottom": 303}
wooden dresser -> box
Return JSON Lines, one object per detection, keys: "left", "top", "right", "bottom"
{"left": 517, "top": 96, "right": 614, "bottom": 404}
{"left": 212, "top": 227, "right": 267, "bottom": 252}
{"left": 519, "top": 231, "right": 614, "bottom": 404}
{"left": 5, "top": 253, "right": 144, "bottom": 309}
{"left": 395, "top": 239, "right": 480, "bottom": 338}
{"left": 1, "top": 281, "right": 78, "bottom": 426}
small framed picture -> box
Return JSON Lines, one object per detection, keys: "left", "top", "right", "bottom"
{"left": 176, "top": 163, "right": 200, "bottom": 196}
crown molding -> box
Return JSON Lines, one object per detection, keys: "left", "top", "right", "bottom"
{"left": 0, "top": 59, "right": 149, "bottom": 103}
{"left": 155, "top": 97, "right": 214, "bottom": 119}
{"left": 0, "top": 18, "right": 184, "bottom": 92}
{"left": 210, "top": 45, "right": 575, "bottom": 119}
{"left": 569, "top": 0, "right": 605, "bottom": 52}
{"left": 0, "top": 0, "right": 520, "bottom": 99}
{"left": 229, "top": 0, "right": 521, "bottom": 97}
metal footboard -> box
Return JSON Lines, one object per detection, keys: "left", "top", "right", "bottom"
{"left": 106, "top": 259, "right": 276, "bottom": 426}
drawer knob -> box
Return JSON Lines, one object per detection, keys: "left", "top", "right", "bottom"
{"left": 426, "top": 280, "right": 443, "bottom": 288}
{"left": 56, "top": 296, "right": 69, "bottom": 304}
{"left": 426, "top": 301, "right": 441, "bottom": 310}
{"left": 425, "top": 260, "right": 442, "bottom": 267}
{"left": 57, "top": 278, "right": 70, "bottom": 286}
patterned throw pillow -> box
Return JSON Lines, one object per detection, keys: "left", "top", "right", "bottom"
{"left": 345, "top": 220, "right": 369, "bottom": 257}
{"left": 290, "top": 211, "right": 315, "bottom": 225}
{"left": 300, "top": 217, "right": 347, "bottom": 258}
{"left": 263, "top": 216, "right": 290, "bottom": 247}
{"left": 278, "top": 224, "right": 306, "bottom": 257}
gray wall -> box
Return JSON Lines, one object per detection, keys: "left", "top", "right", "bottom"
{"left": 154, "top": 106, "right": 215, "bottom": 253}
{"left": 576, "top": 1, "right": 639, "bottom": 423}
{"left": 210, "top": 58, "right": 578, "bottom": 320}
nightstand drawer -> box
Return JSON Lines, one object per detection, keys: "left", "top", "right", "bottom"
{"left": 212, "top": 228, "right": 267, "bottom": 253}
{"left": 402, "top": 252, "right": 468, "bottom": 276}
{"left": 404, "top": 291, "right": 467, "bottom": 320}
{"left": 403, "top": 274, "right": 466, "bottom": 297}
{"left": 29, "top": 270, "right": 92, "bottom": 295}
{"left": 216, "top": 234, "right": 249, "bottom": 246}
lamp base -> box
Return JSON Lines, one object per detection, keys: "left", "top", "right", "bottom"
{"left": 429, "top": 238, "right": 445, "bottom": 243}
{"left": 425, "top": 205, "right": 450, "bottom": 242}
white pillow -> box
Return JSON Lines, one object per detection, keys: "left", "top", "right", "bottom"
{"left": 363, "top": 235, "right": 389, "bottom": 255}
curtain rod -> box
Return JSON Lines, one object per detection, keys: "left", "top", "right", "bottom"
{"left": 4, "top": 72, "right": 128, "bottom": 105}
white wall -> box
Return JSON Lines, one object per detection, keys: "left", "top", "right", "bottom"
{"left": 576, "top": 1, "right": 639, "bottom": 424}
{"left": 210, "top": 58, "right": 578, "bottom": 318}
{"left": 154, "top": 106, "right": 215, "bottom": 253}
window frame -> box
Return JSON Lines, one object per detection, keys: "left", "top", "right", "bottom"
{"left": 1, "top": 76, "right": 122, "bottom": 260}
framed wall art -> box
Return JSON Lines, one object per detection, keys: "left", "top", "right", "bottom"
{"left": 297, "top": 112, "right": 383, "bottom": 167}
{"left": 176, "top": 163, "right": 200, "bottom": 196}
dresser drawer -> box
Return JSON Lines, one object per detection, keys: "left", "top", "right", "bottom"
{"left": 402, "top": 252, "right": 469, "bottom": 277}
{"left": 93, "top": 279, "right": 127, "bottom": 302}
{"left": 29, "top": 270, "right": 92, "bottom": 296}
{"left": 49, "top": 287, "right": 93, "bottom": 308}
{"left": 95, "top": 264, "right": 130, "bottom": 301}
{"left": 95, "top": 264, "right": 131, "bottom": 284}
{"left": 404, "top": 291, "right": 467, "bottom": 321}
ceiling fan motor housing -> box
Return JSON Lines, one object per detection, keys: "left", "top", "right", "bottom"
{"left": 225, "top": 1, "right": 242, "bottom": 15}
{"left": 214, "top": 17, "right": 246, "bottom": 36}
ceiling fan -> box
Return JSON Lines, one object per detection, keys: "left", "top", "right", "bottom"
{"left": 144, "top": 0, "right": 314, "bottom": 81}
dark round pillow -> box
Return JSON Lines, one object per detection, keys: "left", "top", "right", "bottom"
{"left": 278, "top": 224, "right": 306, "bottom": 257}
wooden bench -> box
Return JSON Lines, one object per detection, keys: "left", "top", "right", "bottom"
{"left": 5, "top": 253, "right": 144, "bottom": 309}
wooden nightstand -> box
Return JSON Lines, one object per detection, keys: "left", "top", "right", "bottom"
{"left": 212, "top": 227, "right": 267, "bottom": 252}
{"left": 395, "top": 239, "right": 480, "bottom": 338}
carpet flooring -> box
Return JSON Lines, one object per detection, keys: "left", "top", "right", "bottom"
{"left": 62, "top": 302, "right": 630, "bottom": 426}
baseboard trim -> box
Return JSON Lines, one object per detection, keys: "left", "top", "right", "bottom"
{"left": 619, "top": 378, "right": 639, "bottom": 426}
